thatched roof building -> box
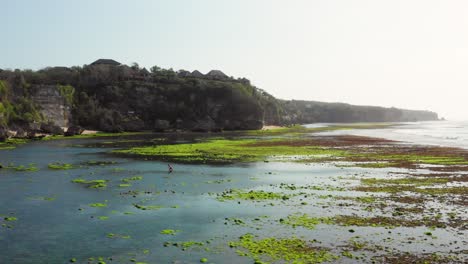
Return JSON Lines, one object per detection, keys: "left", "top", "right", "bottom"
{"left": 191, "top": 70, "right": 205, "bottom": 78}
{"left": 90, "top": 59, "right": 121, "bottom": 66}
{"left": 140, "top": 68, "right": 150, "bottom": 75}
{"left": 206, "top": 70, "right": 228, "bottom": 80}
{"left": 177, "top": 70, "right": 191, "bottom": 77}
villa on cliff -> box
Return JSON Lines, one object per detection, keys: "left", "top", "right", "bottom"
{"left": 86, "top": 59, "right": 248, "bottom": 83}
{"left": 90, "top": 59, "right": 121, "bottom": 66}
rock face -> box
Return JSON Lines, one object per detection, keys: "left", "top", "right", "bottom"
{"left": 31, "top": 85, "right": 71, "bottom": 127}
{"left": 121, "top": 117, "right": 145, "bottom": 131}
{"left": 191, "top": 116, "right": 217, "bottom": 132}
{"left": 65, "top": 126, "right": 84, "bottom": 136}
{"left": 0, "top": 126, "right": 6, "bottom": 142}
{"left": 40, "top": 122, "right": 64, "bottom": 135}
{"left": 154, "top": 119, "right": 171, "bottom": 132}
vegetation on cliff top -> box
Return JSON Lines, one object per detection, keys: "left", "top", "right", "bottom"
{"left": 0, "top": 62, "right": 438, "bottom": 134}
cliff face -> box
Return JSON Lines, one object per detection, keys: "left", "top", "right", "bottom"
{"left": 73, "top": 80, "right": 264, "bottom": 132}
{"left": 31, "top": 85, "right": 70, "bottom": 127}
{"left": 275, "top": 100, "right": 438, "bottom": 124}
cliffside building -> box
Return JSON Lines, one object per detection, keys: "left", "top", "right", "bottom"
{"left": 177, "top": 70, "right": 191, "bottom": 77}
{"left": 90, "top": 59, "right": 121, "bottom": 66}
{"left": 206, "top": 70, "right": 229, "bottom": 80}
{"left": 191, "top": 70, "right": 205, "bottom": 78}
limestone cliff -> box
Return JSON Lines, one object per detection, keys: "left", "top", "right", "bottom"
{"left": 31, "top": 85, "right": 71, "bottom": 127}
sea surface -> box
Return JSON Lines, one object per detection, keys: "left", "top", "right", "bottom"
{"left": 311, "top": 120, "right": 468, "bottom": 149}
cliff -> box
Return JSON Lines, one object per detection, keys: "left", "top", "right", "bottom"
{"left": 31, "top": 85, "right": 71, "bottom": 127}
{"left": 275, "top": 100, "right": 438, "bottom": 124}
{"left": 0, "top": 62, "right": 439, "bottom": 137}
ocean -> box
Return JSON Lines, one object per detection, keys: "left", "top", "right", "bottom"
{"left": 310, "top": 120, "right": 468, "bottom": 149}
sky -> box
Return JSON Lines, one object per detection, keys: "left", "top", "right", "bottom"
{"left": 2, "top": 0, "right": 468, "bottom": 120}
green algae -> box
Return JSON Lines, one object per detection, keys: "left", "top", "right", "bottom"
{"left": 72, "top": 179, "right": 108, "bottom": 189}
{"left": 160, "top": 229, "right": 180, "bottom": 235}
{"left": 89, "top": 203, "right": 107, "bottom": 208}
{"left": 122, "top": 176, "right": 143, "bottom": 183}
{"left": 98, "top": 216, "right": 109, "bottom": 220}
{"left": 361, "top": 177, "right": 449, "bottom": 186}
{"left": 43, "top": 131, "right": 147, "bottom": 140}
{"left": 229, "top": 233, "right": 337, "bottom": 264}
{"left": 114, "top": 138, "right": 346, "bottom": 163}
{"left": 133, "top": 204, "right": 163, "bottom": 210}
{"left": 48, "top": 162, "right": 75, "bottom": 170}
{"left": 279, "top": 214, "right": 332, "bottom": 229}
{"left": 28, "top": 196, "right": 56, "bottom": 201}
{"left": 279, "top": 213, "right": 454, "bottom": 229}
{"left": 119, "top": 183, "right": 132, "bottom": 188}
{"left": 332, "top": 215, "right": 449, "bottom": 228}
{"left": 4, "top": 163, "right": 39, "bottom": 172}
{"left": 355, "top": 184, "right": 468, "bottom": 195}
{"left": 82, "top": 160, "right": 118, "bottom": 166}
{"left": 217, "top": 189, "right": 292, "bottom": 201}
{"left": 4, "top": 217, "right": 17, "bottom": 221}
{"left": 107, "top": 233, "right": 130, "bottom": 239}
{"left": 349, "top": 152, "right": 468, "bottom": 167}
{"left": 205, "top": 179, "right": 232, "bottom": 184}
{"left": 246, "top": 123, "right": 393, "bottom": 136}
{"left": 372, "top": 252, "right": 463, "bottom": 264}
{"left": 0, "top": 138, "right": 29, "bottom": 150}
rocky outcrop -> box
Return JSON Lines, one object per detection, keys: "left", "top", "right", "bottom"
{"left": 40, "top": 122, "right": 64, "bottom": 135}
{"left": 0, "top": 126, "right": 6, "bottom": 142}
{"left": 121, "top": 117, "right": 145, "bottom": 131}
{"left": 154, "top": 119, "right": 171, "bottom": 132}
{"left": 191, "top": 116, "right": 218, "bottom": 132}
{"left": 31, "top": 85, "right": 71, "bottom": 127}
{"left": 65, "top": 126, "right": 84, "bottom": 136}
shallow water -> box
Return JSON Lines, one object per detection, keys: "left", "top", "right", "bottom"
{"left": 0, "top": 136, "right": 466, "bottom": 263}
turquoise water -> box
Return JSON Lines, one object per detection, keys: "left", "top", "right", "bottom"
{"left": 0, "top": 136, "right": 466, "bottom": 263}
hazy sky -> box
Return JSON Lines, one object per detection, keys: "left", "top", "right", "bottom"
{"left": 2, "top": 0, "right": 467, "bottom": 120}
